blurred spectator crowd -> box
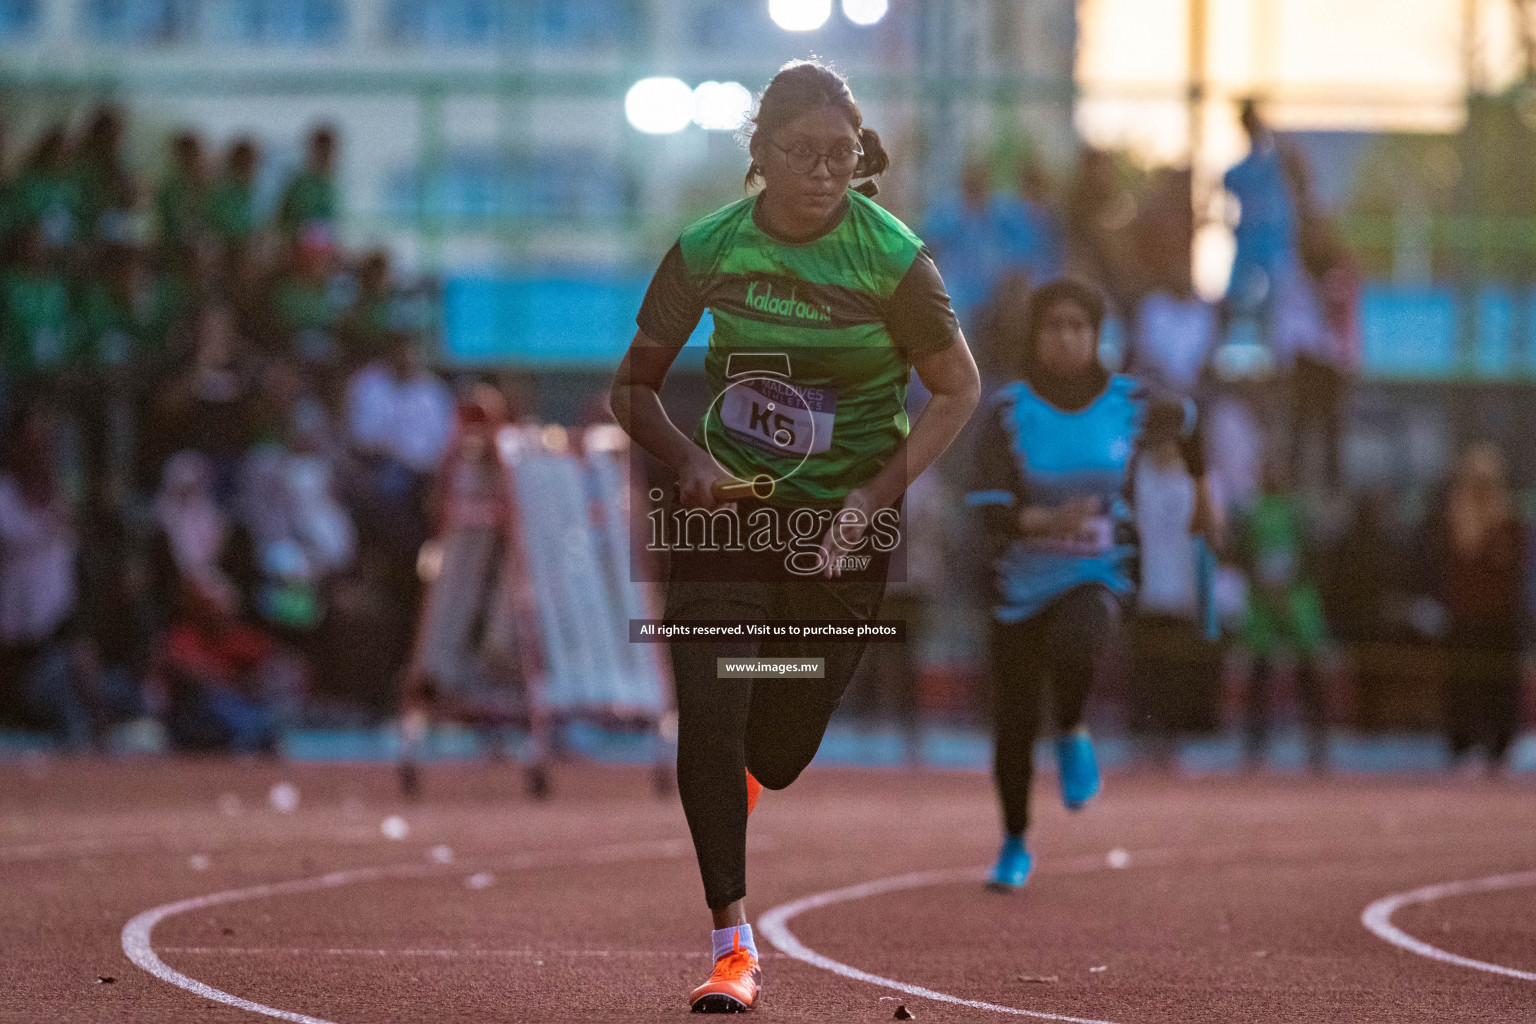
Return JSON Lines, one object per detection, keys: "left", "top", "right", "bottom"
{"left": 0, "top": 104, "right": 463, "bottom": 754}
{"left": 913, "top": 99, "right": 1529, "bottom": 775}
{"left": 0, "top": 97, "right": 1527, "bottom": 772}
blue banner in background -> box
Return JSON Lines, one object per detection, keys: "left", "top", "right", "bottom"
{"left": 444, "top": 276, "right": 711, "bottom": 368}
{"left": 1357, "top": 284, "right": 1536, "bottom": 378}
{"left": 1359, "top": 287, "right": 1458, "bottom": 377}
{"left": 445, "top": 277, "right": 1536, "bottom": 377}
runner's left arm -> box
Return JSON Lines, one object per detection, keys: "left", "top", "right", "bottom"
{"left": 850, "top": 248, "right": 979, "bottom": 513}
{"left": 817, "top": 248, "right": 979, "bottom": 577}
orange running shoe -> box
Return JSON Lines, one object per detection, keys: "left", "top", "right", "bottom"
{"left": 745, "top": 769, "right": 762, "bottom": 816}
{"left": 688, "top": 928, "right": 761, "bottom": 1013}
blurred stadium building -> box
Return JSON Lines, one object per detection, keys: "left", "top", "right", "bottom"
{"left": 4, "top": 0, "right": 1536, "bottom": 387}
{"left": 0, "top": 0, "right": 1081, "bottom": 365}
{"left": 0, "top": 2, "right": 1075, "bottom": 263}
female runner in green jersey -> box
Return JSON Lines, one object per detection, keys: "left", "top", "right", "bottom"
{"left": 611, "top": 61, "right": 980, "bottom": 1013}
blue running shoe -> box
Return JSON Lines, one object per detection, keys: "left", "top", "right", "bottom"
{"left": 987, "top": 834, "right": 1032, "bottom": 891}
{"left": 1056, "top": 731, "right": 1102, "bottom": 811}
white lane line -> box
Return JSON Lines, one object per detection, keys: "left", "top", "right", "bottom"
{"left": 121, "top": 823, "right": 1536, "bottom": 1022}
{"left": 121, "top": 838, "right": 695, "bottom": 1023}
{"left": 159, "top": 946, "right": 729, "bottom": 959}
{"left": 1360, "top": 870, "right": 1536, "bottom": 982}
{"left": 758, "top": 852, "right": 1149, "bottom": 1024}
{"left": 124, "top": 864, "right": 399, "bottom": 1024}
{"left": 761, "top": 841, "right": 1536, "bottom": 1022}
{"left": 0, "top": 836, "right": 135, "bottom": 861}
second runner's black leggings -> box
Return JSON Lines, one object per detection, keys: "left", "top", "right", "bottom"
{"left": 990, "top": 584, "right": 1120, "bottom": 837}
{"left": 667, "top": 574, "right": 886, "bottom": 910}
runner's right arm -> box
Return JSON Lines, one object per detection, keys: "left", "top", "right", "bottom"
{"left": 610, "top": 242, "right": 730, "bottom": 510}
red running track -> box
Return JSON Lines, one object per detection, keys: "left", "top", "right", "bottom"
{"left": 2, "top": 760, "right": 1533, "bottom": 1023}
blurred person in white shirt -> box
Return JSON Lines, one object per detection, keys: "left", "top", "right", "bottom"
{"left": 0, "top": 401, "right": 94, "bottom": 748}
{"left": 1130, "top": 283, "right": 1218, "bottom": 399}
{"left": 340, "top": 331, "right": 452, "bottom": 685}
{"left": 1128, "top": 401, "right": 1224, "bottom": 767}
{"left": 345, "top": 330, "right": 454, "bottom": 476}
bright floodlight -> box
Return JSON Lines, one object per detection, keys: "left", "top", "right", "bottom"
{"left": 769, "top": 0, "right": 831, "bottom": 31}
{"left": 625, "top": 77, "right": 695, "bottom": 134}
{"left": 842, "top": 0, "right": 887, "bottom": 26}
{"left": 694, "top": 81, "right": 753, "bottom": 131}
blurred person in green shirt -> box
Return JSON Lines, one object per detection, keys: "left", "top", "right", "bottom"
{"left": 1235, "top": 459, "right": 1329, "bottom": 771}
{"left": 151, "top": 242, "right": 221, "bottom": 347}
{"left": 276, "top": 126, "right": 339, "bottom": 244}
{"left": 72, "top": 105, "right": 139, "bottom": 249}
{"left": 337, "top": 250, "right": 392, "bottom": 365}
{"left": 206, "top": 137, "right": 261, "bottom": 249}
{"left": 72, "top": 244, "right": 164, "bottom": 503}
{"left": 11, "top": 127, "right": 82, "bottom": 253}
{"left": 79, "top": 245, "right": 166, "bottom": 370}
{"left": 2, "top": 226, "right": 79, "bottom": 383}
{"left": 154, "top": 132, "right": 208, "bottom": 254}
{"left": 271, "top": 231, "right": 341, "bottom": 365}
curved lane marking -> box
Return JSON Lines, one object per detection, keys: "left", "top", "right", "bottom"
{"left": 124, "top": 827, "right": 1536, "bottom": 1024}
{"left": 122, "top": 838, "right": 692, "bottom": 1023}
{"left": 1361, "top": 870, "right": 1536, "bottom": 982}
{"left": 757, "top": 851, "right": 1165, "bottom": 1024}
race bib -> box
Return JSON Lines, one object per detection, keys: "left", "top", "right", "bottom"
{"left": 719, "top": 377, "right": 836, "bottom": 456}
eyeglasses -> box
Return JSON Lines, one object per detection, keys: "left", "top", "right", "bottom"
{"left": 769, "top": 138, "right": 864, "bottom": 177}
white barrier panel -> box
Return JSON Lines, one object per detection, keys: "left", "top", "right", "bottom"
{"left": 407, "top": 427, "right": 671, "bottom": 721}
{"left": 510, "top": 451, "right": 632, "bottom": 710}
{"left": 399, "top": 425, "right": 674, "bottom": 799}
{"left": 585, "top": 448, "right": 669, "bottom": 714}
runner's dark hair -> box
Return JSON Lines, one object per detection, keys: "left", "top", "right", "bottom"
{"left": 740, "top": 59, "right": 888, "bottom": 196}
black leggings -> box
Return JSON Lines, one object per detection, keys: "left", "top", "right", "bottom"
{"left": 1444, "top": 624, "right": 1522, "bottom": 766}
{"left": 990, "top": 585, "right": 1119, "bottom": 837}
{"left": 667, "top": 574, "right": 886, "bottom": 910}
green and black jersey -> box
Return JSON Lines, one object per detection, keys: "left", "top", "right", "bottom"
{"left": 637, "top": 189, "right": 961, "bottom": 507}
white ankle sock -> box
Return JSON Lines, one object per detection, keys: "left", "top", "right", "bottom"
{"left": 711, "top": 924, "right": 758, "bottom": 961}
